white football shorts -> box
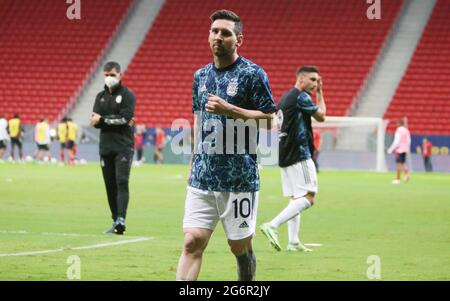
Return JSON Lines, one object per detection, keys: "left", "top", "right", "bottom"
{"left": 183, "top": 186, "right": 259, "bottom": 240}
{"left": 281, "top": 158, "right": 318, "bottom": 198}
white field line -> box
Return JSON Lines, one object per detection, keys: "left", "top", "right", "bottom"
{"left": 0, "top": 230, "right": 146, "bottom": 239}
{"left": 0, "top": 237, "right": 152, "bottom": 257}
{"left": 0, "top": 230, "right": 87, "bottom": 237}
{"left": 304, "top": 243, "right": 322, "bottom": 247}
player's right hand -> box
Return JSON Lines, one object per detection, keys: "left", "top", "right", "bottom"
{"left": 317, "top": 76, "right": 323, "bottom": 93}
{"left": 90, "top": 112, "right": 101, "bottom": 127}
{"left": 206, "top": 93, "right": 231, "bottom": 116}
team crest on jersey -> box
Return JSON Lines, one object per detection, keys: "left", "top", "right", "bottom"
{"left": 100, "top": 98, "right": 105, "bottom": 102}
{"left": 116, "top": 95, "right": 122, "bottom": 104}
{"left": 226, "top": 78, "right": 239, "bottom": 96}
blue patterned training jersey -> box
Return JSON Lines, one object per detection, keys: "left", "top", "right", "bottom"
{"left": 189, "top": 56, "right": 276, "bottom": 192}
{"left": 277, "top": 88, "right": 318, "bottom": 168}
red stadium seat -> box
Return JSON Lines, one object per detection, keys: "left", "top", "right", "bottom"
{"left": 124, "top": 0, "right": 403, "bottom": 127}
{"left": 384, "top": 0, "right": 450, "bottom": 135}
{"left": 0, "top": 0, "right": 133, "bottom": 123}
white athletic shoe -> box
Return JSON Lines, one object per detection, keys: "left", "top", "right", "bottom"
{"left": 287, "top": 243, "right": 312, "bottom": 253}
{"left": 403, "top": 175, "right": 410, "bottom": 183}
{"left": 392, "top": 179, "right": 401, "bottom": 184}
{"left": 260, "top": 223, "right": 281, "bottom": 251}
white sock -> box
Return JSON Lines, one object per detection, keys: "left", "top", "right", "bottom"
{"left": 270, "top": 197, "right": 311, "bottom": 228}
{"left": 288, "top": 213, "right": 300, "bottom": 245}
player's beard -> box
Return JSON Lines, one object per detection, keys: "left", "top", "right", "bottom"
{"left": 306, "top": 85, "right": 316, "bottom": 94}
{"left": 211, "top": 43, "right": 235, "bottom": 58}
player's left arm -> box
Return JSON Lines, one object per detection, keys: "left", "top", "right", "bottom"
{"left": 20, "top": 125, "right": 25, "bottom": 139}
{"left": 387, "top": 130, "right": 400, "bottom": 154}
{"left": 406, "top": 130, "right": 412, "bottom": 153}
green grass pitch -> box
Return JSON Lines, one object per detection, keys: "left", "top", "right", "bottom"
{"left": 0, "top": 163, "right": 449, "bottom": 280}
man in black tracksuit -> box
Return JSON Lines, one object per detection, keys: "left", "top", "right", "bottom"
{"left": 90, "top": 61, "right": 136, "bottom": 235}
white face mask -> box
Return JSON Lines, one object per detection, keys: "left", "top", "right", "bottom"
{"left": 105, "top": 76, "right": 120, "bottom": 89}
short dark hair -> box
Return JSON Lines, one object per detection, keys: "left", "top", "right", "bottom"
{"left": 104, "top": 61, "right": 121, "bottom": 73}
{"left": 296, "top": 65, "right": 320, "bottom": 77}
{"left": 210, "top": 9, "right": 243, "bottom": 35}
{"left": 13, "top": 113, "right": 19, "bottom": 118}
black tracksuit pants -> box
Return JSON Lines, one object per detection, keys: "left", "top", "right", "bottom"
{"left": 100, "top": 151, "right": 133, "bottom": 221}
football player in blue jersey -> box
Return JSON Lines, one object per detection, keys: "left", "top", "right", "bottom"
{"left": 176, "top": 9, "right": 276, "bottom": 281}
{"left": 260, "top": 66, "right": 327, "bottom": 253}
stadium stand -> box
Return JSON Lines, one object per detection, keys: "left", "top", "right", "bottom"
{"left": 124, "top": 0, "right": 403, "bottom": 127}
{"left": 0, "top": 0, "right": 133, "bottom": 124}
{"left": 384, "top": 0, "right": 450, "bottom": 135}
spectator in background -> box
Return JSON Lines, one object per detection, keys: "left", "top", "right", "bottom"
{"left": 422, "top": 137, "right": 433, "bottom": 172}
{"left": 34, "top": 117, "right": 51, "bottom": 162}
{"left": 387, "top": 118, "right": 411, "bottom": 184}
{"left": 154, "top": 127, "right": 166, "bottom": 164}
{"left": 8, "top": 113, "right": 24, "bottom": 162}
{"left": 67, "top": 118, "right": 78, "bottom": 165}
{"left": 57, "top": 117, "right": 68, "bottom": 163}
{"left": 0, "top": 114, "right": 9, "bottom": 162}
{"left": 134, "top": 124, "right": 146, "bottom": 166}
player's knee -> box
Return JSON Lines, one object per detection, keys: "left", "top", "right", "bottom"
{"left": 183, "top": 232, "right": 206, "bottom": 256}
{"left": 228, "top": 238, "right": 252, "bottom": 256}
{"left": 305, "top": 193, "right": 315, "bottom": 206}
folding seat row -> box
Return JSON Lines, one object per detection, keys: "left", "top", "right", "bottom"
{"left": 1, "top": 0, "right": 133, "bottom": 122}
{"left": 384, "top": 0, "right": 450, "bottom": 134}
{"left": 124, "top": 0, "right": 403, "bottom": 126}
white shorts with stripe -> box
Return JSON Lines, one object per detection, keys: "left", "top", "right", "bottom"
{"left": 281, "top": 158, "right": 318, "bottom": 199}
{"left": 183, "top": 187, "right": 259, "bottom": 240}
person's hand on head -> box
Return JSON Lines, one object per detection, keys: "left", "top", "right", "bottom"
{"left": 317, "top": 76, "right": 323, "bottom": 93}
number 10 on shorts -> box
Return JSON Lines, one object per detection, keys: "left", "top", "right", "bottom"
{"left": 232, "top": 197, "right": 253, "bottom": 218}
{"left": 230, "top": 193, "right": 258, "bottom": 235}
